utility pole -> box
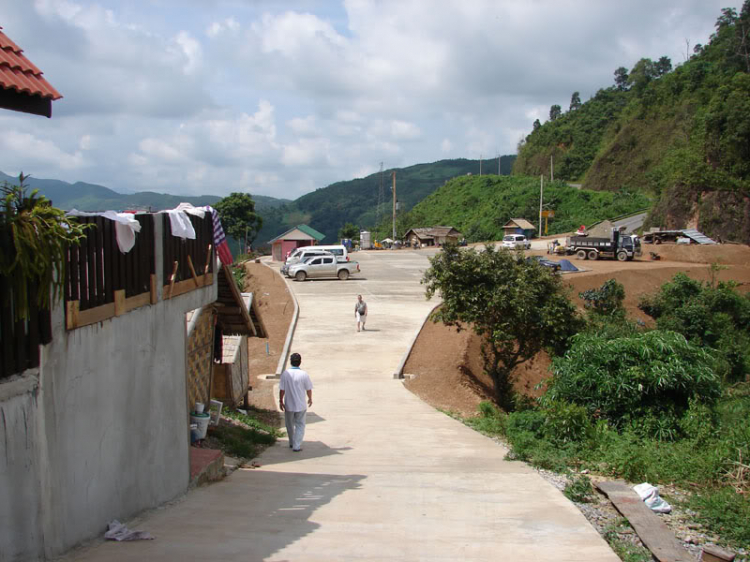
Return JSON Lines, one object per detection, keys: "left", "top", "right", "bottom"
{"left": 539, "top": 175, "right": 544, "bottom": 236}
{"left": 392, "top": 171, "right": 397, "bottom": 242}
{"left": 550, "top": 154, "right": 554, "bottom": 182}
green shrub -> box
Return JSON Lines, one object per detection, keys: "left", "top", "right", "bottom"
{"left": 544, "top": 330, "right": 721, "bottom": 434}
{"left": 639, "top": 273, "right": 750, "bottom": 382}
{"left": 564, "top": 475, "right": 594, "bottom": 503}
{"left": 543, "top": 400, "right": 594, "bottom": 444}
{"left": 579, "top": 279, "right": 626, "bottom": 318}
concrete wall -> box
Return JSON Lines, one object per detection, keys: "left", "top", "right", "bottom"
{"left": 0, "top": 375, "right": 44, "bottom": 562}
{"left": 0, "top": 217, "right": 218, "bottom": 560}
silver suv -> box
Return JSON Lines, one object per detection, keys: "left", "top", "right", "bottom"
{"left": 501, "top": 234, "right": 531, "bottom": 250}
{"left": 281, "top": 249, "right": 333, "bottom": 275}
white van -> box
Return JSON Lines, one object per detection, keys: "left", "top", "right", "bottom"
{"left": 501, "top": 234, "right": 531, "bottom": 250}
{"left": 313, "top": 245, "right": 349, "bottom": 262}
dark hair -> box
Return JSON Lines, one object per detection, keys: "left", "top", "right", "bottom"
{"left": 290, "top": 353, "right": 302, "bottom": 367}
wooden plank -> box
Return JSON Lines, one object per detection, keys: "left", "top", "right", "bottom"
{"left": 122, "top": 292, "right": 151, "bottom": 314}
{"left": 150, "top": 273, "right": 157, "bottom": 305}
{"left": 164, "top": 273, "right": 213, "bottom": 299}
{"left": 596, "top": 482, "right": 691, "bottom": 562}
{"left": 66, "top": 300, "right": 80, "bottom": 331}
{"left": 95, "top": 217, "right": 105, "bottom": 306}
{"left": 187, "top": 255, "right": 200, "bottom": 288}
{"left": 103, "top": 216, "right": 113, "bottom": 304}
{"left": 114, "top": 289, "right": 126, "bottom": 316}
{"left": 85, "top": 219, "right": 96, "bottom": 309}
{"left": 79, "top": 223, "right": 90, "bottom": 310}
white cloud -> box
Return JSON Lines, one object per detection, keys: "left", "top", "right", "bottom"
{"left": 0, "top": 0, "right": 730, "bottom": 202}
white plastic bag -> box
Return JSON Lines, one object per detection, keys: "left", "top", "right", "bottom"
{"left": 633, "top": 482, "right": 672, "bottom": 513}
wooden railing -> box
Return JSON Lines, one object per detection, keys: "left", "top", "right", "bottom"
{"left": 162, "top": 213, "right": 214, "bottom": 299}
{"left": 0, "top": 276, "right": 52, "bottom": 380}
{"left": 65, "top": 215, "right": 156, "bottom": 330}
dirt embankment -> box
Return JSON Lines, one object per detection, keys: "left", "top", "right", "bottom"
{"left": 404, "top": 244, "right": 750, "bottom": 416}
{"left": 243, "top": 262, "right": 294, "bottom": 412}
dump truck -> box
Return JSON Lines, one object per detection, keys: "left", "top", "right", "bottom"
{"left": 566, "top": 229, "right": 641, "bottom": 261}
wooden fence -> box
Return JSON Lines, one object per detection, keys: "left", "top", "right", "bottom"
{"left": 65, "top": 215, "right": 156, "bottom": 329}
{"left": 162, "top": 213, "right": 214, "bottom": 299}
{"left": 0, "top": 276, "right": 52, "bottom": 380}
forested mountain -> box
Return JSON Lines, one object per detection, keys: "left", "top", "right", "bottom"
{"left": 0, "top": 171, "right": 288, "bottom": 213}
{"left": 256, "top": 156, "right": 516, "bottom": 244}
{"left": 375, "top": 175, "right": 650, "bottom": 243}
{"left": 513, "top": 2, "right": 750, "bottom": 243}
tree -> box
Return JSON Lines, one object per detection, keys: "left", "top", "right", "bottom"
{"left": 338, "top": 222, "right": 359, "bottom": 241}
{"left": 422, "top": 244, "right": 582, "bottom": 410}
{"left": 655, "top": 56, "right": 672, "bottom": 77}
{"left": 532, "top": 119, "right": 541, "bottom": 131}
{"left": 627, "top": 58, "right": 656, "bottom": 92}
{"left": 614, "top": 66, "right": 629, "bottom": 90}
{"left": 214, "top": 192, "right": 263, "bottom": 252}
{"left": 549, "top": 104, "right": 562, "bottom": 121}
{"left": 569, "top": 91, "right": 581, "bottom": 111}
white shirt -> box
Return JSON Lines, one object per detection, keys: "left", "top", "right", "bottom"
{"left": 280, "top": 367, "right": 313, "bottom": 412}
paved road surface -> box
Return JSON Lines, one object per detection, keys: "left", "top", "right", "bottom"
{"left": 71, "top": 250, "right": 618, "bottom": 562}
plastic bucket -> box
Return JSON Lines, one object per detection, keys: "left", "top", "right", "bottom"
{"left": 191, "top": 413, "right": 211, "bottom": 439}
{"left": 194, "top": 402, "right": 205, "bottom": 414}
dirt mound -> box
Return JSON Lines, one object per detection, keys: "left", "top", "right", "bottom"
{"left": 646, "top": 243, "right": 750, "bottom": 265}
{"left": 243, "top": 262, "right": 294, "bottom": 411}
{"left": 403, "top": 316, "right": 552, "bottom": 417}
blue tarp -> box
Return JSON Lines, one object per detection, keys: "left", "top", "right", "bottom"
{"left": 558, "top": 259, "right": 579, "bottom": 272}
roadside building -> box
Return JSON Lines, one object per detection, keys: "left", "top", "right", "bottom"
{"left": 270, "top": 224, "right": 326, "bottom": 261}
{"left": 502, "top": 218, "right": 536, "bottom": 239}
{"left": 403, "top": 226, "right": 462, "bottom": 247}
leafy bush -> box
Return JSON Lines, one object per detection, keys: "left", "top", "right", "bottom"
{"left": 579, "top": 279, "right": 626, "bottom": 318}
{"left": 564, "top": 475, "right": 594, "bottom": 503}
{"left": 544, "top": 330, "right": 721, "bottom": 434}
{"left": 639, "top": 273, "right": 750, "bottom": 382}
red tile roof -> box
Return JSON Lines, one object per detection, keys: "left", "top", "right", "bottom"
{"left": 0, "top": 26, "right": 62, "bottom": 101}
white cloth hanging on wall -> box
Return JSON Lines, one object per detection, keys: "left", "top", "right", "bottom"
{"left": 164, "top": 209, "right": 196, "bottom": 240}
{"left": 66, "top": 209, "right": 142, "bottom": 253}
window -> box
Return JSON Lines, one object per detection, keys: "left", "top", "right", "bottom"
{"left": 323, "top": 257, "right": 334, "bottom": 264}
{"left": 309, "top": 258, "right": 322, "bottom": 265}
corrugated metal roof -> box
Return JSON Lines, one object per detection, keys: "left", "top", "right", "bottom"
{"left": 269, "top": 224, "right": 326, "bottom": 243}
{"left": 0, "top": 26, "right": 62, "bottom": 116}
{"left": 404, "top": 226, "right": 461, "bottom": 239}
{"left": 681, "top": 229, "right": 717, "bottom": 245}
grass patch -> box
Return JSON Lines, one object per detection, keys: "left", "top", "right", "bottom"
{"left": 603, "top": 518, "right": 653, "bottom": 562}
{"left": 212, "top": 425, "right": 276, "bottom": 459}
{"left": 685, "top": 487, "right": 750, "bottom": 547}
{"left": 212, "top": 407, "right": 281, "bottom": 459}
{"left": 223, "top": 407, "right": 282, "bottom": 438}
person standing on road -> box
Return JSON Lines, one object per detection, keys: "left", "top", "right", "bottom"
{"left": 355, "top": 294, "right": 368, "bottom": 332}
{"left": 279, "top": 353, "right": 313, "bottom": 452}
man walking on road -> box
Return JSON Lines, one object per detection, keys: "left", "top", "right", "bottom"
{"left": 355, "top": 294, "right": 368, "bottom": 332}
{"left": 279, "top": 353, "right": 313, "bottom": 452}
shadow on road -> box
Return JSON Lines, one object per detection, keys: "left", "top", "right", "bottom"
{"left": 260, "top": 440, "right": 353, "bottom": 467}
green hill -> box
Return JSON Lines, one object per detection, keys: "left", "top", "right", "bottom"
{"left": 256, "top": 156, "right": 516, "bottom": 244}
{"left": 513, "top": 2, "right": 750, "bottom": 244}
{"left": 0, "top": 171, "right": 288, "bottom": 213}
{"left": 379, "top": 174, "right": 650, "bottom": 242}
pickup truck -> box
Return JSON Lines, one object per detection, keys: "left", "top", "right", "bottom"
{"left": 287, "top": 255, "right": 361, "bottom": 281}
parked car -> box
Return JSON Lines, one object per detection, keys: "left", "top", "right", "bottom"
{"left": 526, "top": 255, "right": 561, "bottom": 272}
{"left": 281, "top": 248, "right": 334, "bottom": 275}
{"left": 501, "top": 234, "right": 531, "bottom": 250}
{"left": 287, "top": 255, "right": 361, "bottom": 281}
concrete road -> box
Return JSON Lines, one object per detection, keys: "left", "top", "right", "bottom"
{"left": 70, "top": 250, "right": 617, "bottom": 562}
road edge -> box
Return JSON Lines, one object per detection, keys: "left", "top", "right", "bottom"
{"left": 261, "top": 259, "right": 300, "bottom": 378}
{"left": 393, "top": 303, "right": 441, "bottom": 379}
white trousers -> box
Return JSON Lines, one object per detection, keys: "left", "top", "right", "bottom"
{"left": 285, "top": 409, "right": 307, "bottom": 450}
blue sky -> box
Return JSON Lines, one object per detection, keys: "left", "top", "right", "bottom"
{"left": 0, "top": 0, "right": 732, "bottom": 200}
